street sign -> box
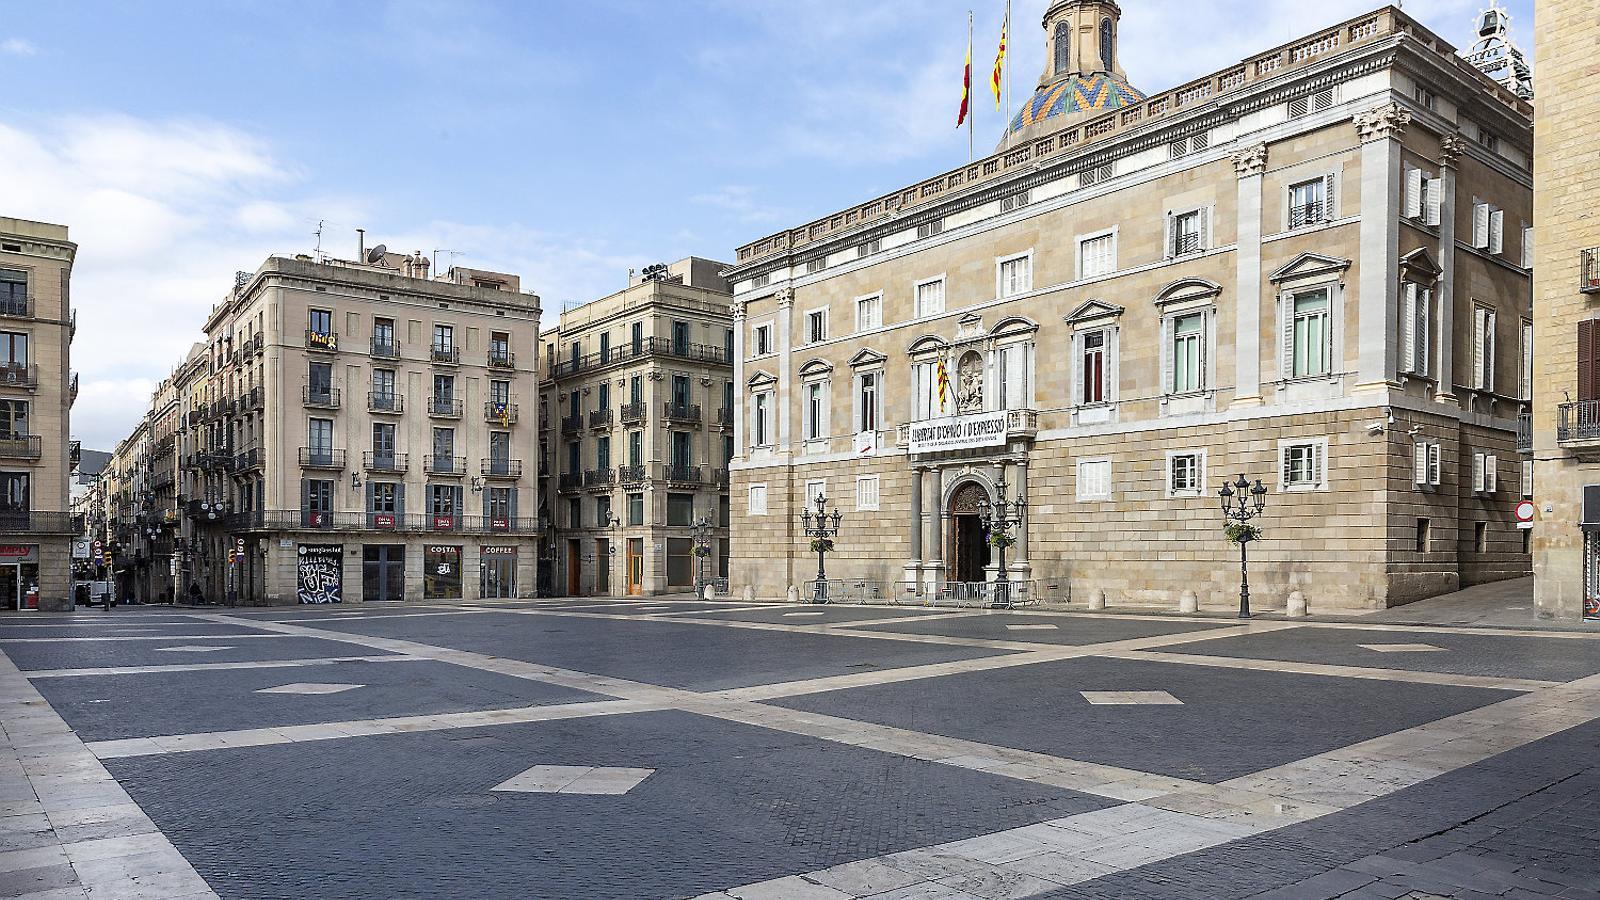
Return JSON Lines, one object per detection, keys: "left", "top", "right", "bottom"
{"left": 1515, "top": 499, "right": 1536, "bottom": 530}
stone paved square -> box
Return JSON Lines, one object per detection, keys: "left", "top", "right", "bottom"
{"left": 849, "top": 613, "right": 1228, "bottom": 646}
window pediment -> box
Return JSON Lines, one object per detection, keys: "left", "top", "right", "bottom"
{"left": 990, "top": 315, "right": 1039, "bottom": 338}
{"left": 1064, "top": 299, "right": 1125, "bottom": 325}
{"left": 746, "top": 370, "right": 777, "bottom": 389}
{"left": 849, "top": 348, "right": 887, "bottom": 368}
{"left": 907, "top": 334, "right": 949, "bottom": 357}
{"left": 1153, "top": 277, "right": 1223, "bottom": 308}
{"left": 1399, "top": 247, "right": 1442, "bottom": 284}
{"left": 798, "top": 358, "right": 834, "bottom": 379}
{"left": 1269, "top": 252, "right": 1351, "bottom": 283}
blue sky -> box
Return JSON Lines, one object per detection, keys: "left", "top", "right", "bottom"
{"left": 0, "top": 0, "right": 1531, "bottom": 450}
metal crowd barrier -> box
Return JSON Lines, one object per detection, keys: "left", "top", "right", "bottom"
{"left": 805, "top": 579, "right": 1041, "bottom": 608}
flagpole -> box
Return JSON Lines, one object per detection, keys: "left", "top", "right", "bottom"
{"left": 1003, "top": 0, "right": 1013, "bottom": 150}
{"left": 968, "top": 11, "right": 975, "bottom": 162}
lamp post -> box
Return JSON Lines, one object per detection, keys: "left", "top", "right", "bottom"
{"left": 691, "top": 516, "right": 714, "bottom": 597}
{"left": 799, "top": 494, "right": 842, "bottom": 604}
{"left": 1218, "top": 473, "right": 1268, "bottom": 618}
{"left": 976, "top": 476, "right": 1027, "bottom": 609}
{"left": 604, "top": 515, "right": 620, "bottom": 597}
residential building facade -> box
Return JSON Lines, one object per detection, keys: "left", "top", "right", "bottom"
{"left": 726, "top": 4, "right": 1534, "bottom": 611}
{"left": 1530, "top": 0, "right": 1600, "bottom": 621}
{"left": 0, "top": 216, "right": 77, "bottom": 611}
{"left": 538, "top": 258, "right": 733, "bottom": 596}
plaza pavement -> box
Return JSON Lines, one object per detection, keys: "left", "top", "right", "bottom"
{"left": 0, "top": 595, "right": 1597, "bottom": 899}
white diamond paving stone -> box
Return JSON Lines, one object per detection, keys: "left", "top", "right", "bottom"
{"left": 1357, "top": 643, "right": 1446, "bottom": 653}
{"left": 153, "top": 646, "right": 236, "bottom": 653}
{"left": 253, "top": 683, "right": 365, "bottom": 695}
{"left": 1004, "top": 624, "right": 1059, "bottom": 631}
{"left": 491, "top": 765, "right": 654, "bottom": 795}
{"left": 1080, "top": 691, "right": 1184, "bottom": 706}
{"left": 783, "top": 612, "right": 826, "bottom": 617}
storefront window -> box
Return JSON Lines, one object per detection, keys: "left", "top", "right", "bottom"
{"left": 424, "top": 545, "right": 463, "bottom": 599}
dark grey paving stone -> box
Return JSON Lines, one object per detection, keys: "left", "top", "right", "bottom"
{"left": 771, "top": 655, "right": 1515, "bottom": 783}
{"left": 0, "top": 635, "right": 394, "bottom": 671}
{"left": 0, "top": 623, "right": 274, "bottom": 640}
{"left": 105, "top": 710, "right": 1113, "bottom": 900}
{"left": 301, "top": 611, "right": 1014, "bottom": 692}
{"left": 665, "top": 605, "right": 963, "bottom": 625}
{"left": 1161, "top": 626, "right": 1600, "bottom": 683}
{"left": 32, "top": 659, "right": 606, "bottom": 742}
{"left": 852, "top": 613, "right": 1229, "bottom": 646}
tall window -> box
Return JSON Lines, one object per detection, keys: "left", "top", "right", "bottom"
{"left": 672, "top": 320, "right": 690, "bottom": 354}
{"left": 856, "top": 294, "right": 881, "bottom": 331}
{"left": 1289, "top": 288, "right": 1331, "bottom": 378}
{"left": 373, "top": 317, "right": 396, "bottom": 353}
{"left": 489, "top": 379, "right": 510, "bottom": 406}
{"left": 1099, "top": 18, "right": 1113, "bottom": 70}
{"left": 1169, "top": 210, "right": 1204, "bottom": 257}
{"left": 915, "top": 278, "right": 945, "bottom": 318}
{"left": 858, "top": 372, "right": 879, "bottom": 432}
{"left": 754, "top": 324, "right": 772, "bottom": 356}
{"left": 671, "top": 374, "right": 691, "bottom": 409}
{"left": 1080, "top": 330, "right": 1105, "bottom": 404}
{"left": 1473, "top": 305, "right": 1497, "bottom": 391}
{"left": 628, "top": 431, "right": 642, "bottom": 468}
{"left": 429, "top": 483, "right": 458, "bottom": 516}
{"left": 630, "top": 375, "right": 642, "bottom": 405}
{"left": 0, "top": 332, "right": 27, "bottom": 369}
{"left": 1402, "top": 284, "right": 1430, "bottom": 376}
{"left": 489, "top": 331, "right": 510, "bottom": 364}
{"left": 999, "top": 254, "right": 1032, "bottom": 297}
{"left": 432, "top": 427, "right": 455, "bottom": 461}
{"left": 1288, "top": 178, "right": 1327, "bottom": 228}
{"left": 998, "top": 344, "right": 1030, "bottom": 410}
{"left": 308, "top": 361, "right": 332, "bottom": 402}
{"left": 304, "top": 479, "right": 333, "bottom": 513}
{"left": 1520, "top": 320, "right": 1534, "bottom": 400}
{"left": 1054, "top": 21, "right": 1071, "bottom": 73}
{"left": 596, "top": 435, "right": 611, "bottom": 469}
{"left": 307, "top": 418, "right": 333, "bottom": 453}
{"left": 807, "top": 309, "right": 828, "bottom": 343}
{"left": 627, "top": 492, "right": 645, "bottom": 525}
{"left": 0, "top": 472, "right": 29, "bottom": 513}
{"left": 1171, "top": 313, "right": 1205, "bottom": 393}
{"left": 599, "top": 331, "right": 611, "bottom": 362}
{"left": 1078, "top": 233, "right": 1115, "bottom": 278}
{"left": 372, "top": 369, "right": 395, "bottom": 404}
{"left": 308, "top": 308, "right": 332, "bottom": 336}
{"left": 754, "top": 392, "right": 772, "bottom": 446}
{"left": 0, "top": 270, "right": 26, "bottom": 314}
{"left": 489, "top": 431, "right": 510, "bottom": 466}
{"left": 371, "top": 422, "right": 396, "bottom": 463}
{"left": 672, "top": 432, "right": 692, "bottom": 469}
{"left": 432, "top": 324, "right": 454, "bottom": 353}
{"left": 804, "top": 382, "right": 825, "bottom": 440}
{"left": 487, "top": 486, "right": 512, "bottom": 521}
{"left": 631, "top": 321, "right": 643, "bottom": 353}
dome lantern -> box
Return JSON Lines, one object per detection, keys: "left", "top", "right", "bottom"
{"left": 1004, "top": 0, "right": 1144, "bottom": 147}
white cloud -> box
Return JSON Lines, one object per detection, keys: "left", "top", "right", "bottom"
{"left": 689, "top": 185, "right": 786, "bottom": 224}
{"left": 1, "top": 38, "right": 37, "bottom": 57}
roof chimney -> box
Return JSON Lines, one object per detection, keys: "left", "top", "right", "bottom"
{"left": 356, "top": 228, "right": 366, "bottom": 262}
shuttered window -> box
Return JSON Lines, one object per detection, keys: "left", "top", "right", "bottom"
{"left": 1402, "top": 283, "right": 1430, "bottom": 375}
{"left": 1580, "top": 319, "right": 1600, "bottom": 402}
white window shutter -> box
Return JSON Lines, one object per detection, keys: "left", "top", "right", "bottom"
{"left": 1071, "top": 333, "right": 1084, "bottom": 406}
{"left": 1428, "top": 443, "right": 1442, "bottom": 485}
{"left": 1163, "top": 214, "right": 1175, "bottom": 259}
{"left": 1161, "top": 316, "right": 1174, "bottom": 394}
{"left": 1405, "top": 167, "right": 1423, "bottom": 219}
{"left": 1415, "top": 288, "right": 1430, "bottom": 375}
{"left": 1472, "top": 310, "right": 1487, "bottom": 389}
{"left": 1323, "top": 172, "right": 1337, "bottom": 220}
{"left": 1199, "top": 206, "right": 1212, "bottom": 251}
{"left": 1401, "top": 283, "right": 1418, "bottom": 372}
{"left": 1414, "top": 442, "right": 1427, "bottom": 485}
{"left": 1489, "top": 208, "right": 1504, "bottom": 255}
{"left": 1280, "top": 445, "right": 1292, "bottom": 487}
{"left": 1108, "top": 327, "right": 1120, "bottom": 403}
{"left": 821, "top": 382, "right": 831, "bottom": 437}
{"left": 1314, "top": 443, "right": 1325, "bottom": 485}
{"left": 1486, "top": 310, "right": 1497, "bottom": 389}
{"left": 1199, "top": 312, "right": 1210, "bottom": 390}
{"left": 1425, "top": 177, "right": 1442, "bottom": 227}
{"left": 1472, "top": 452, "right": 1486, "bottom": 493}
{"left": 1473, "top": 202, "right": 1490, "bottom": 248}
{"left": 1486, "top": 455, "right": 1498, "bottom": 493}
{"left": 1005, "top": 346, "right": 1026, "bottom": 410}
{"left": 1281, "top": 295, "right": 1295, "bottom": 379}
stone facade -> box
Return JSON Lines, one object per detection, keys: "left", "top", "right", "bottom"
{"left": 1529, "top": 0, "right": 1600, "bottom": 622}
{"left": 726, "top": 6, "right": 1534, "bottom": 611}
{"left": 0, "top": 217, "right": 76, "bottom": 611}
{"left": 537, "top": 258, "right": 733, "bottom": 597}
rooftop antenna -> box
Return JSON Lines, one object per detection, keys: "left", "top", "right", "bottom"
{"left": 313, "top": 219, "right": 324, "bottom": 259}
{"left": 366, "top": 243, "right": 388, "bottom": 265}
{"left": 432, "top": 249, "right": 457, "bottom": 274}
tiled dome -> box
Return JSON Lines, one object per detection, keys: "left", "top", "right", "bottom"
{"left": 1007, "top": 72, "right": 1146, "bottom": 138}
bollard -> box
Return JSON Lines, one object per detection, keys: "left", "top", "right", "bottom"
{"left": 743, "top": 585, "right": 755, "bottom": 603}
{"left": 1286, "top": 590, "right": 1308, "bottom": 618}
{"left": 1088, "top": 589, "right": 1106, "bottom": 611}
{"left": 786, "top": 584, "right": 799, "bottom": 604}
{"left": 703, "top": 585, "right": 714, "bottom": 601}
{"left": 1178, "top": 590, "right": 1198, "bottom": 614}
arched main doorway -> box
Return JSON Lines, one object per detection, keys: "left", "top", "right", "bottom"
{"left": 948, "top": 481, "right": 992, "bottom": 584}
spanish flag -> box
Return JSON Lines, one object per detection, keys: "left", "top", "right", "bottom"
{"left": 991, "top": 4, "right": 1008, "bottom": 110}
{"left": 936, "top": 358, "right": 952, "bottom": 412}
{"left": 956, "top": 30, "right": 972, "bottom": 127}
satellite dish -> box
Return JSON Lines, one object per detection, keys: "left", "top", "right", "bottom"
{"left": 367, "top": 244, "right": 388, "bottom": 264}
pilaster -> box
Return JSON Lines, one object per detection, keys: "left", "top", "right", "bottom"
{"left": 1232, "top": 143, "right": 1268, "bottom": 407}
{"left": 776, "top": 288, "right": 794, "bottom": 450}
{"left": 1354, "top": 102, "right": 1411, "bottom": 392}
{"left": 1434, "top": 132, "right": 1465, "bottom": 404}
{"left": 730, "top": 299, "right": 747, "bottom": 461}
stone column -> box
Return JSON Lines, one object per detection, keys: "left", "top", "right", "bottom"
{"left": 1434, "top": 133, "right": 1465, "bottom": 404}
{"left": 1354, "top": 103, "right": 1411, "bottom": 392}
{"left": 776, "top": 288, "right": 794, "bottom": 450}
{"left": 1232, "top": 143, "right": 1267, "bottom": 406}
{"left": 908, "top": 468, "right": 924, "bottom": 562}
{"left": 925, "top": 466, "right": 944, "bottom": 589}
{"left": 730, "top": 300, "right": 747, "bottom": 461}
{"left": 1012, "top": 457, "right": 1030, "bottom": 575}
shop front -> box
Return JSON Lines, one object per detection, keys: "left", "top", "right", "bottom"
{"left": 479, "top": 545, "right": 516, "bottom": 599}
{"left": 0, "top": 544, "right": 40, "bottom": 610}
{"left": 424, "top": 545, "right": 463, "bottom": 600}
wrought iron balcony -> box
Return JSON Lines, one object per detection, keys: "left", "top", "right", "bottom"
{"left": 0, "top": 363, "right": 36, "bottom": 389}
{"left": 368, "top": 392, "right": 404, "bottom": 414}
{"left": 487, "top": 350, "right": 515, "bottom": 370}
{"left": 549, "top": 335, "right": 731, "bottom": 379}
{"left": 0, "top": 295, "right": 33, "bottom": 318}
{"left": 425, "top": 454, "right": 466, "bottom": 475}
{"left": 370, "top": 337, "right": 401, "bottom": 359}
{"left": 0, "top": 435, "right": 42, "bottom": 460}
{"left": 584, "top": 468, "right": 615, "bottom": 488}
{"left": 1516, "top": 412, "right": 1532, "bottom": 453}
{"left": 430, "top": 345, "right": 460, "bottom": 365}
{"left": 711, "top": 468, "right": 730, "bottom": 486}
{"left": 303, "top": 386, "right": 341, "bottom": 409}
{"left": 362, "top": 452, "right": 408, "bottom": 473}
{"left": 558, "top": 472, "right": 583, "bottom": 492}
{"left": 485, "top": 401, "right": 518, "bottom": 424}
{"left": 715, "top": 406, "right": 734, "bottom": 427}
{"left": 620, "top": 402, "right": 645, "bottom": 424}
{"left": 231, "top": 448, "right": 263, "bottom": 473}
{"left": 305, "top": 329, "right": 339, "bottom": 352}
{"left": 589, "top": 409, "right": 613, "bottom": 429}
{"left": 482, "top": 458, "right": 524, "bottom": 479}
{"left": 0, "top": 510, "right": 72, "bottom": 533}
{"left": 662, "top": 463, "right": 701, "bottom": 484}
{"left": 298, "top": 447, "right": 346, "bottom": 469}
{"left": 560, "top": 414, "right": 583, "bottom": 435}
{"left": 244, "top": 386, "right": 263, "bottom": 411}
{"left": 618, "top": 464, "right": 647, "bottom": 484}
{"left": 427, "top": 396, "right": 463, "bottom": 418}
{"left": 1558, "top": 401, "right": 1600, "bottom": 444}
{"left": 664, "top": 402, "right": 701, "bottom": 424}
{"left": 223, "top": 509, "right": 540, "bottom": 534}
{"left": 1583, "top": 248, "right": 1600, "bottom": 294}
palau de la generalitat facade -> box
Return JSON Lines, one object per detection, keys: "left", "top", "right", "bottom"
{"left": 724, "top": 2, "right": 1534, "bottom": 612}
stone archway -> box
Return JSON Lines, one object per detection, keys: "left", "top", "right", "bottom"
{"left": 947, "top": 480, "right": 993, "bottom": 584}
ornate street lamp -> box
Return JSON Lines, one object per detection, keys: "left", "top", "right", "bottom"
{"left": 1218, "top": 473, "right": 1269, "bottom": 618}
{"left": 976, "top": 476, "right": 1027, "bottom": 609}
{"left": 691, "top": 516, "right": 714, "bottom": 596}
{"left": 799, "top": 494, "right": 842, "bottom": 604}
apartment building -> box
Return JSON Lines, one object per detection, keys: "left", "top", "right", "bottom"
{"left": 726, "top": 3, "right": 1534, "bottom": 610}
{"left": 0, "top": 216, "right": 77, "bottom": 611}
{"left": 163, "top": 249, "right": 541, "bottom": 605}
{"left": 1530, "top": 0, "right": 1600, "bottom": 621}
{"left": 538, "top": 258, "right": 733, "bottom": 596}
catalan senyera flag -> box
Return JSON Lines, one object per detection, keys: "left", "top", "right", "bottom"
{"left": 991, "top": 6, "right": 1008, "bottom": 110}
{"left": 936, "top": 358, "right": 952, "bottom": 412}
{"left": 956, "top": 31, "right": 972, "bottom": 127}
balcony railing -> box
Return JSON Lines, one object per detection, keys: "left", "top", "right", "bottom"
{"left": 368, "top": 392, "right": 403, "bottom": 414}
{"left": 662, "top": 464, "right": 701, "bottom": 484}
{"left": 620, "top": 402, "right": 645, "bottom": 424}
{"left": 0, "top": 295, "right": 33, "bottom": 318}
{"left": 584, "top": 468, "right": 615, "bottom": 488}
{"left": 0, "top": 511, "right": 72, "bottom": 533}
{"left": 298, "top": 447, "right": 347, "bottom": 469}
{"left": 549, "top": 335, "right": 731, "bottom": 378}
{"left": 715, "top": 406, "right": 734, "bottom": 427}
{"left": 0, "top": 435, "right": 42, "bottom": 459}
{"left": 305, "top": 329, "right": 339, "bottom": 352}
{"left": 0, "top": 363, "right": 36, "bottom": 389}
{"left": 560, "top": 414, "right": 583, "bottom": 435}
{"left": 1516, "top": 412, "right": 1532, "bottom": 453}
{"left": 1288, "top": 201, "right": 1325, "bottom": 229}
{"left": 1558, "top": 401, "right": 1600, "bottom": 443}
{"left": 244, "top": 386, "right": 263, "bottom": 410}
{"left": 430, "top": 345, "right": 460, "bottom": 365}
{"left": 362, "top": 452, "right": 408, "bottom": 473}
{"left": 370, "top": 338, "right": 401, "bottom": 359}
{"left": 618, "top": 464, "right": 647, "bottom": 484}
{"left": 231, "top": 448, "right": 263, "bottom": 473}
{"left": 425, "top": 454, "right": 466, "bottom": 475}
{"left": 664, "top": 402, "right": 701, "bottom": 424}
{"left": 1583, "top": 248, "right": 1600, "bottom": 293}
{"left": 224, "top": 510, "right": 540, "bottom": 535}
{"left": 427, "top": 396, "right": 463, "bottom": 418}
{"left": 589, "top": 409, "right": 613, "bottom": 429}
{"left": 558, "top": 472, "right": 583, "bottom": 492}
{"left": 711, "top": 468, "right": 730, "bottom": 486}
{"left": 485, "top": 401, "right": 518, "bottom": 425}
{"left": 303, "top": 386, "right": 341, "bottom": 409}
{"left": 487, "top": 351, "right": 515, "bottom": 370}
{"left": 482, "top": 458, "right": 524, "bottom": 478}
